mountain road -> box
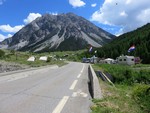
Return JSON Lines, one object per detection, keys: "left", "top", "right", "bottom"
{"left": 0, "top": 62, "right": 92, "bottom": 113}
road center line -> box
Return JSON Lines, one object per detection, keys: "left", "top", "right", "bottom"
{"left": 69, "top": 80, "right": 78, "bottom": 90}
{"left": 77, "top": 74, "right": 81, "bottom": 78}
{"left": 52, "top": 96, "right": 69, "bottom": 113}
{"left": 80, "top": 64, "right": 85, "bottom": 73}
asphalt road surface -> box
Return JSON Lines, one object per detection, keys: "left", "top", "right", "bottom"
{"left": 0, "top": 62, "right": 91, "bottom": 113}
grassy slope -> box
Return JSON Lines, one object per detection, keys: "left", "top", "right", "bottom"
{"left": 91, "top": 64, "right": 150, "bottom": 113}
{"left": 0, "top": 49, "right": 85, "bottom": 67}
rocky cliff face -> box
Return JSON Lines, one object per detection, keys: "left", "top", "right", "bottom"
{"left": 1, "top": 13, "right": 116, "bottom": 52}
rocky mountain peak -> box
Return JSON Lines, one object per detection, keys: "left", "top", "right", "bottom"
{"left": 1, "top": 13, "right": 116, "bottom": 52}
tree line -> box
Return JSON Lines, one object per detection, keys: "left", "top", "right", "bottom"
{"left": 87, "top": 23, "right": 150, "bottom": 64}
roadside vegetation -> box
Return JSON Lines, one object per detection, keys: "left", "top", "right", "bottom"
{"left": 91, "top": 64, "right": 150, "bottom": 113}
{"left": 0, "top": 49, "right": 66, "bottom": 67}
{"left": 92, "top": 23, "right": 150, "bottom": 64}
{"left": 0, "top": 49, "right": 85, "bottom": 68}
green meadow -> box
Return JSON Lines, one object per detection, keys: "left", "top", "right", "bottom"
{"left": 91, "top": 64, "right": 150, "bottom": 113}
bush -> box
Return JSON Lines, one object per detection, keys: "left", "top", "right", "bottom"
{"left": 97, "top": 64, "right": 150, "bottom": 85}
{"left": 47, "top": 56, "right": 52, "bottom": 62}
{"left": 132, "top": 84, "right": 150, "bottom": 112}
{"left": 0, "top": 49, "right": 5, "bottom": 58}
{"left": 138, "top": 70, "right": 150, "bottom": 84}
{"left": 98, "top": 64, "right": 132, "bottom": 84}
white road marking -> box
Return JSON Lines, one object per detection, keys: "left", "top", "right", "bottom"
{"left": 81, "top": 92, "right": 88, "bottom": 97}
{"left": 72, "top": 89, "right": 88, "bottom": 98}
{"left": 77, "top": 64, "right": 85, "bottom": 78}
{"left": 72, "top": 92, "right": 78, "bottom": 97}
{"left": 52, "top": 96, "right": 69, "bottom": 113}
{"left": 77, "top": 74, "right": 81, "bottom": 78}
{"left": 80, "top": 64, "right": 85, "bottom": 73}
{"left": 69, "top": 80, "right": 78, "bottom": 90}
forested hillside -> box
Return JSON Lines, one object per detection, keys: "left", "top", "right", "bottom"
{"left": 94, "top": 23, "right": 150, "bottom": 64}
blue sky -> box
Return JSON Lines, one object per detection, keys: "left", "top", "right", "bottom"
{"left": 0, "top": 0, "right": 150, "bottom": 41}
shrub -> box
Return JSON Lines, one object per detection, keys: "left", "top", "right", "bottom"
{"left": 132, "top": 84, "right": 150, "bottom": 112}
{"left": 10, "top": 50, "right": 15, "bottom": 55}
{"left": 47, "top": 56, "right": 52, "bottom": 62}
{"left": 99, "top": 64, "right": 132, "bottom": 84}
{"left": 97, "top": 64, "right": 150, "bottom": 85}
{"left": 0, "top": 49, "right": 5, "bottom": 58}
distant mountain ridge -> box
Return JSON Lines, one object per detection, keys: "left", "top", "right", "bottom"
{"left": 0, "top": 13, "right": 116, "bottom": 52}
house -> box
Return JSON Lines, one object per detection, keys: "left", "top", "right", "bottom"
{"left": 117, "top": 55, "right": 135, "bottom": 65}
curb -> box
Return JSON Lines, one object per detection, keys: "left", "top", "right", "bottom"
{"left": 88, "top": 65, "right": 103, "bottom": 99}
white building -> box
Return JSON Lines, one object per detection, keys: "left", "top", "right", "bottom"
{"left": 117, "top": 55, "right": 135, "bottom": 65}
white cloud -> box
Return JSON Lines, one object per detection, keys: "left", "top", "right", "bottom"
{"left": 49, "top": 12, "right": 58, "bottom": 15}
{"left": 126, "top": 0, "right": 131, "bottom": 4}
{"left": 137, "top": 9, "right": 150, "bottom": 23}
{"left": 0, "top": 24, "right": 24, "bottom": 33}
{"left": 24, "top": 13, "right": 42, "bottom": 24}
{"left": 69, "top": 0, "right": 86, "bottom": 8}
{"left": 0, "top": 34, "right": 12, "bottom": 42}
{"left": 91, "top": 3, "right": 97, "bottom": 7}
{"left": 0, "top": 13, "right": 41, "bottom": 34}
{"left": 0, "top": 12, "right": 42, "bottom": 41}
{"left": 0, "top": 34, "right": 5, "bottom": 41}
{"left": 91, "top": 0, "right": 150, "bottom": 34}
{"left": 7, "top": 34, "right": 13, "bottom": 37}
{"left": 103, "top": 27, "right": 115, "bottom": 31}
{"left": 120, "top": 11, "right": 128, "bottom": 17}
{"left": 0, "top": 0, "right": 5, "bottom": 5}
{"left": 115, "top": 28, "right": 124, "bottom": 36}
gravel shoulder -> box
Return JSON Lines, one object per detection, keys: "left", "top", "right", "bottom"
{"left": 0, "top": 61, "right": 30, "bottom": 73}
